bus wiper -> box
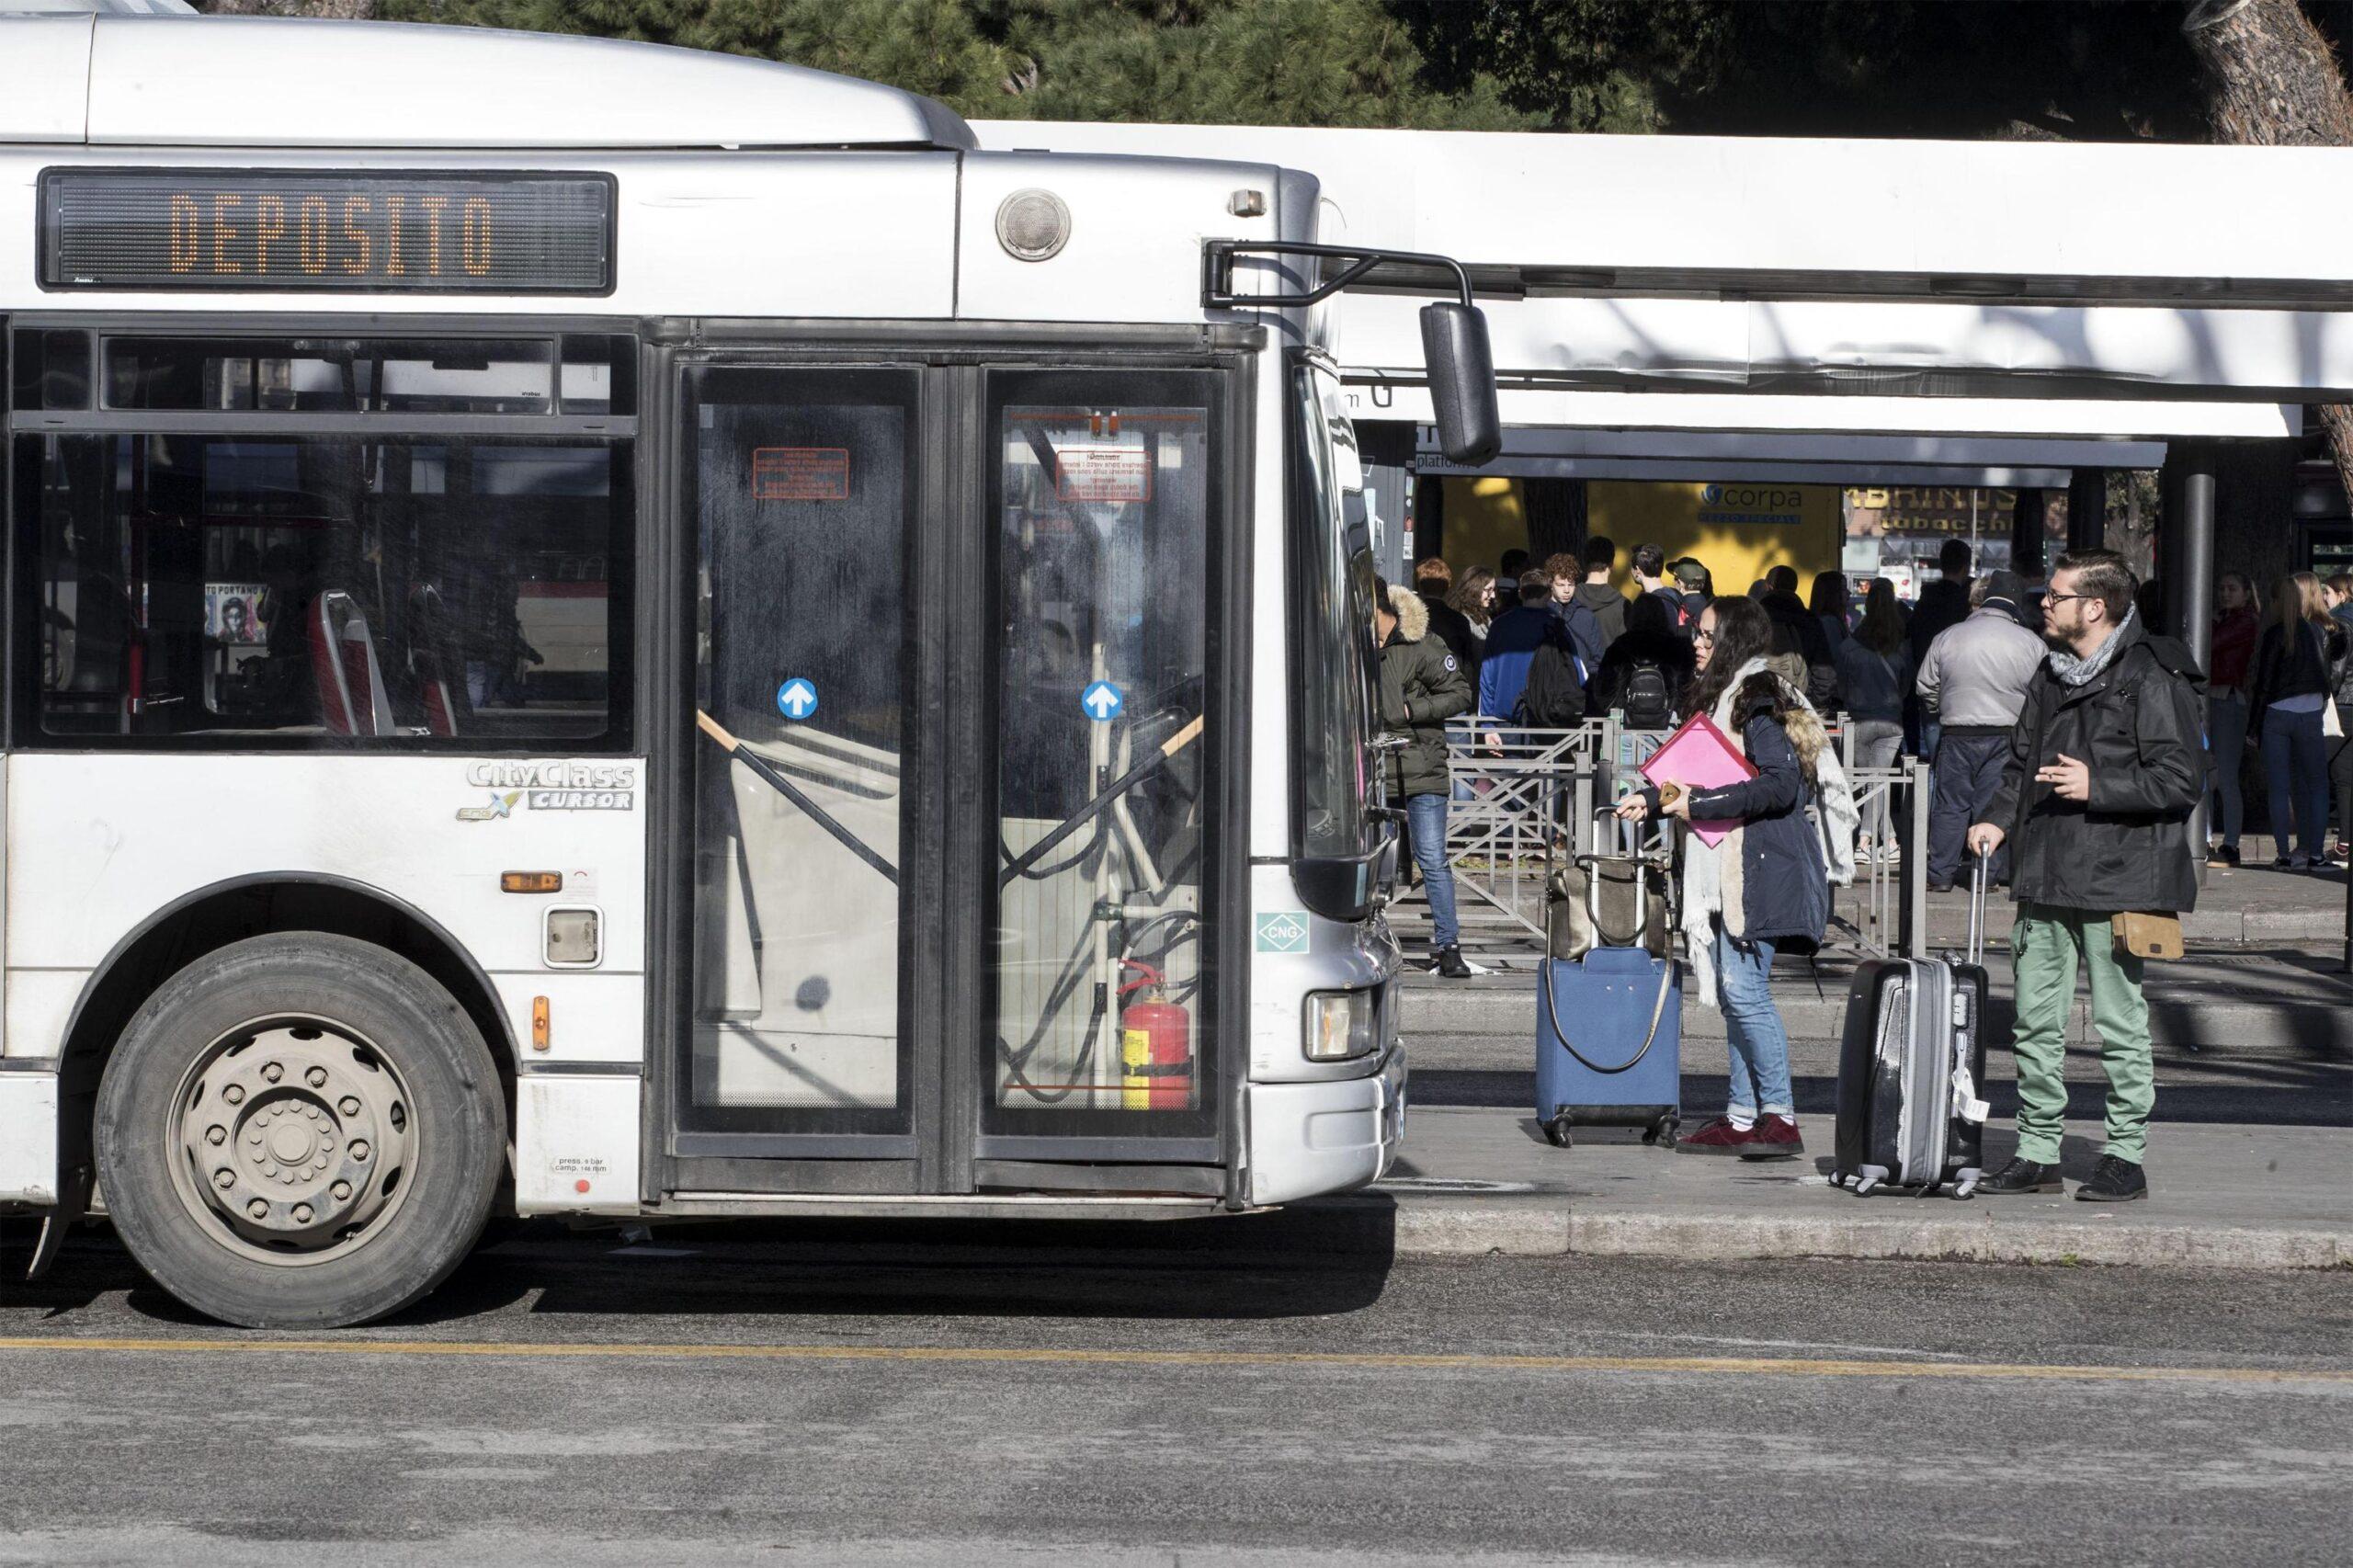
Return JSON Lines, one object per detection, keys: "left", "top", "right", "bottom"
{"left": 999, "top": 715, "right": 1203, "bottom": 890}
{"left": 696, "top": 710, "right": 898, "bottom": 887}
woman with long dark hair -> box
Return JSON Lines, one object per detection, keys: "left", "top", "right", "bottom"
{"left": 1446, "top": 565, "right": 1497, "bottom": 647}
{"left": 1810, "top": 569, "right": 1852, "bottom": 655}
{"left": 2249, "top": 571, "right": 2347, "bottom": 869}
{"left": 1617, "top": 595, "right": 1857, "bottom": 1160}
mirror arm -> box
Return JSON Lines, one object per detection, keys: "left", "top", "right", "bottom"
{"left": 1201, "top": 240, "right": 1474, "bottom": 311}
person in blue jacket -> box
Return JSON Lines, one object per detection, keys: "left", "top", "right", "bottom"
{"left": 1616, "top": 594, "right": 1857, "bottom": 1162}
{"left": 1477, "top": 567, "right": 1575, "bottom": 729}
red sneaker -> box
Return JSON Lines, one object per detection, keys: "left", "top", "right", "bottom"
{"left": 1677, "top": 1116, "right": 1759, "bottom": 1155}
{"left": 1740, "top": 1113, "right": 1805, "bottom": 1161}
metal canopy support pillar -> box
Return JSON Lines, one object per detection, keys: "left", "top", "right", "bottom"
{"left": 2010, "top": 486, "right": 2046, "bottom": 581}
{"left": 2066, "top": 467, "right": 2109, "bottom": 555}
{"left": 2176, "top": 444, "right": 2217, "bottom": 888}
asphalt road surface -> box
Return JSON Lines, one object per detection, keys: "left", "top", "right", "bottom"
{"left": 1, "top": 1221, "right": 2347, "bottom": 1567}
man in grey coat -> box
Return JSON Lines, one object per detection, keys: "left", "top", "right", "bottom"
{"left": 1917, "top": 570, "right": 2045, "bottom": 889}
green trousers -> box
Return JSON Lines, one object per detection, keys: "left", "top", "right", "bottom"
{"left": 2008, "top": 903, "right": 2155, "bottom": 1165}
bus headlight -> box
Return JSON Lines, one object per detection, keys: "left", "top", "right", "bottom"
{"left": 1303, "top": 990, "right": 1376, "bottom": 1062}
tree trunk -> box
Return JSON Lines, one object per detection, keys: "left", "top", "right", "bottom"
{"left": 2183, "top": 0, "right": 2353, "bottom": 512}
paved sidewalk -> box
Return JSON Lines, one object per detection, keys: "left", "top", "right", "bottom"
{"left": 1318, "top": 1104, "right": 2353, "bottom": 1270}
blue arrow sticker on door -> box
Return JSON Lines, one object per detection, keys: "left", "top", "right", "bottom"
{"left": 777, "top": 677, "right": 819, "bottom": 721}
{"left": 1080, "top": 680, "right": 1124, "bottom": 722}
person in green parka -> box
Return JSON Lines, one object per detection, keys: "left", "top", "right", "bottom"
{"left": 1377, "top": 578, "right": 1475, "bottom": 978}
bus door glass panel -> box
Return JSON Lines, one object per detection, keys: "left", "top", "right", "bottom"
{"left": 987, "top": 386, "right": 1215, "bottom": 1137}
{"left": 685, "top": 368, "right": 915, "bottom": 1136}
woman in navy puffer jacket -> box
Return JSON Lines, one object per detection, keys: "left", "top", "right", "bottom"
{"left": 1618, "top": 595, "right": 1857, "bottom": 1163}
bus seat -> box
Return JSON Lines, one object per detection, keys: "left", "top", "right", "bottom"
{"left": 420, "top": 673, "right": 459, "bottom": 737}
{"left": 308, "top": 590, "right": 396, "bottom": 738}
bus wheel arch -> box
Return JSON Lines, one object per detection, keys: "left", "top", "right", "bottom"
{"left": 53, "top": 874, "right": 521, "bottom": 1217}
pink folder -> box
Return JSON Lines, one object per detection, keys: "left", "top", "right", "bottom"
{"left": 1639, "top": 711, "right": 1757, "bottom": 847}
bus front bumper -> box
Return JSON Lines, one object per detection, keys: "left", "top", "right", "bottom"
{"left": 1245, "top": 1045, "right": 1406, "bottom": 1208}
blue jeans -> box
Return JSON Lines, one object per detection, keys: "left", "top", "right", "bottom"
{"left": 2260, "top": 707, "right": 2330, "bottom": 862}
{"left": 1713, "top": 925, "right": 1792, "bottom": 1119}
{"left": 1405, "top": 792, "right": 1461, "bottom": 950}
{"left": 2207, "top": 691, "right": 2249, "bottom": 848}
{"left": 1927, "top": 733, "right": 2011, "bottom": 887}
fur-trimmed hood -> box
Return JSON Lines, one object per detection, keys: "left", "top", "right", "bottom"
{"left": 1386, "top": 583, "right": 1429, "bottom": 642}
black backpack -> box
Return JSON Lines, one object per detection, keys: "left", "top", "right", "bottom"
{"left": 1621, "top": 657, "right": 1671, "bottom": 731}
{"left": 1515, "top": 643, "right": 1587, "bottom": 728}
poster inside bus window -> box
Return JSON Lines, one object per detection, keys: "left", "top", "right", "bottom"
{"left": 206, "top": 584, "right": 269, "bottom": 645}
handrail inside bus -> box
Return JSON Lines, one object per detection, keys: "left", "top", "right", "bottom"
{"left": 695, "top": 709, "right": 898, "bottom": 887}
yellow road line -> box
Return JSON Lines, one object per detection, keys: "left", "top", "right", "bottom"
{"left": 0, "top": 1336, "right": 2344, "bottom": 1384}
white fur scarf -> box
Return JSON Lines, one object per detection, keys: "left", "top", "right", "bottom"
{"left": 1680, "top": 657, "right": 1860, "bottom": 1006}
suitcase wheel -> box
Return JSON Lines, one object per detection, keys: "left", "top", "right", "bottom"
{"left": 1541, "top": 1116, "right": 1574, "bottom": 1150}
{"left": 1642, "top": 1112, "right": 1678, "bottom": 1150}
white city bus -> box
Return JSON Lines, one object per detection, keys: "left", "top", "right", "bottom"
{"left": 0, "top": 12, "right": 1499, "bottom": 1326}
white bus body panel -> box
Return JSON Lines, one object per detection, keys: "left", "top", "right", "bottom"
{"left": 0, "top": 15, "right": 94, "bottom": 144}
{"left": 5, "top": 755, "right": 646, "bottom": 1006}
{"left": 0, "top": 148, "right": 961, "bottom": 323}
{"left": 42, "top": 15, "right": 973, "bottom": 152}
{"left": 515, "top": 1074, "right": 642, "bottom": 1216}
{"left": 0, "top": 1076, "right": 59, "bottom": 1207}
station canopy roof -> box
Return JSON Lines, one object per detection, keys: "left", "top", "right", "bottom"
{"left": 977, "top": 119, "right": 2353, "bottom": 449}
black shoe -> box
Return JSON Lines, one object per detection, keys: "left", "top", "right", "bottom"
{"left": 1434, "top": 945, "right": 1472, "bottom": 980}
{"left": 2075, "top": 1154, "right": 2147, "bottom": 1202}
{"left": 1927, "top": 881, "right": 1956, "bottom": 893}
{"left": 1979, "top": 1156, "right": 2063, "bottom": 1196}
{"left": 2208, "top": 844, "right": 2241, "bottom": 869}
{"left": 2271, "top": 855, "right": 2299, "bottom": 870}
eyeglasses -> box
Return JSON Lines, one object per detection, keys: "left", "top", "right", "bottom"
{"left": 2044, "top": 592, "right": 2097, "bottom": 606}
{"left": 1692, "top": 629, "right": 1716, "bottom": 644}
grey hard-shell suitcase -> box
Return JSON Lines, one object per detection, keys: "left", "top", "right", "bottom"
{"left": 1831, "top": 856, "right": 1993, "bottom": 1199}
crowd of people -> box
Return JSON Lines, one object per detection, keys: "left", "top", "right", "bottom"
{"left": 1402, "top": 533, "right": 2353, "bottom": 880}
{"left": 1377, "top": 531, "right": 2319, "bottom": 1199}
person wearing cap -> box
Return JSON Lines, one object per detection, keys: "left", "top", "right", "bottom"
{"left": 1917, "top": 569, "right": 2046, "bottom": 890}
{"left": 1667, "top": 557, "right": 1712, "bottom": 638}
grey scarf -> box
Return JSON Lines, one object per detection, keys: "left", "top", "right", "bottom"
{"left": 2047, "top": 608, "right": 2138, "bottom": 687}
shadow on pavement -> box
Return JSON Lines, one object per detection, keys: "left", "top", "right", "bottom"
{"left": 3, "top": 1205, "right": 1407, "bottom": 1330}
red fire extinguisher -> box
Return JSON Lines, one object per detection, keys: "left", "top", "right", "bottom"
{"left": 1118, "top": 960, "right": 1193, "bottom": 1112}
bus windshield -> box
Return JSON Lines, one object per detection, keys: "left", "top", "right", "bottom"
{"left": 1289, "top": 358, "right": 1377, "bottom": 869}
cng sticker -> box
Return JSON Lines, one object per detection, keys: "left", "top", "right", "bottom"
{"left": 1255, "top": 912, "right": 1311, "bottom": 954}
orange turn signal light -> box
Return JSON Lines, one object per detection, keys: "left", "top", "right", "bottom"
{"left": 502, "top": 871, "right": 563, "bottom": 893}
{"left": 531, "top": 995, "right": 551, "bottom": 1051}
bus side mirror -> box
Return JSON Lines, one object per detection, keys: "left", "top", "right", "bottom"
{"left": 1420, "top": 301, "right": 1502, "bottom": 467}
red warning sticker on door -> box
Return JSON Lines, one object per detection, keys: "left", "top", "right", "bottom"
{"left": 753, "top": 448, "right": 850, "bottom": 501}
{"left": 1053, "top": 446, "right": 1154, "bottom": 504}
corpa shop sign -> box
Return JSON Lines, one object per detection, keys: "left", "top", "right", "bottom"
{"left": 1696, "top": 483, "right": 1811, "bottom": 527}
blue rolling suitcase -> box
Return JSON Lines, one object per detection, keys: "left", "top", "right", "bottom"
{"left": 1536, "top": 852, "right": 1681, "bottom": 1150}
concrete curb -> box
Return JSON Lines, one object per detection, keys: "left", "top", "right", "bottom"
{"left": 1292, "top": 1197, "right": 2350, "bottom": 1270}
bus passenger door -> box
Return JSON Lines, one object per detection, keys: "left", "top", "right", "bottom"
{"left": 672, "top": 358, "right": 1233, "bottom": 1198}
{"left": 674, "top": 365, "right": 934, "bottom": 1187}
{"left": 974, "top": 370, "right": 1227, "bottom": 1181}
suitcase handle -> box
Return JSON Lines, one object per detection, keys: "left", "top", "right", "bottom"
{"left": 1965, "top": 848, "right": 1990, "bottom": 968}
{"left": 1540, "top": 956, "right": 1677, "bottom": 1075}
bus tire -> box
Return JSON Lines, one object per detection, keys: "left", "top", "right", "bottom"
{"left": 95, "top": 932, "right": 505, "bottom": 1330}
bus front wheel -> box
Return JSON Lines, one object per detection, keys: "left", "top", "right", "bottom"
{"left": 96, "top": 933, "right": 506, "bottom": 1329}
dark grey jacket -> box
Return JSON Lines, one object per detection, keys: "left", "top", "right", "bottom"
{"left": 1378, "top": 585, "right": 1472, "bottom": 801}
{"left": 1686, "top": 688, "right": 1832, "bottom": 950}
{"left": 1980, "top": 621, "right": 2203, "bottom": 915}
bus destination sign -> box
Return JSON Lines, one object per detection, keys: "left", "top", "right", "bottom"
{"left": 40, "top": 170, "right": 615, "bottom": 294}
